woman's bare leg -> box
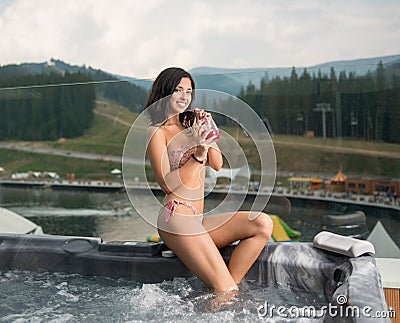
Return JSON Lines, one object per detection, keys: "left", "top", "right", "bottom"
{"left": 158, "top": 206, "right": 238, "bottom": 292}
{"left": 203, "top": 211, "right": 272, "bottom": 284}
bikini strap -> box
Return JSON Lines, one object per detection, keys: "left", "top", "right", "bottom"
{"left": 164, "top": 200, "right": 175, "bottom": 222}
{"left": 164, "top": 199, "right": 199, "bottom": 222}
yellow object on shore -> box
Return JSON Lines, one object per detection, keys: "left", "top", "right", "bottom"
{"left": 146, "top": 233, "right": 161, "bottom": 243}
{"left": 270, "top": 215, "right": 291, "bottom": 241}
{"left": 270, "top": 215, "right": 301, "bottom": 242}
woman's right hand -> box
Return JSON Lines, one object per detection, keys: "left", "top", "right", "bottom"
{"left": 194, "top": 144, "right": 208, "bottom": 161}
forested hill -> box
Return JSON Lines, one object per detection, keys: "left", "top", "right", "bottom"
{"left": 0, "top": 60, "right": 148, "bottom": 141}
{"left": 238, "top": 61, "right": 400, "bottom": 144}
{"left": 0, "top": 71, "right": 95, "bottom": 140}
{"left": 0, "top": 59, "right": 148, "bottom": 112}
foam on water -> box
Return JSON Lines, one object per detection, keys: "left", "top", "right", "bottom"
{"left": 0, "top": 270, "right": 326, "bottom": 322}
{"left": 10, "top": 206, "right": 132, "bottom": 217}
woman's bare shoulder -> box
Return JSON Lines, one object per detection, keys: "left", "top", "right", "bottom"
{"left": 147, "top": 125, "right": 166, "bottom": 143}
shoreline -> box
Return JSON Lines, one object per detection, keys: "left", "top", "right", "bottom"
{"left": 1, "top": 178, "right": 399, "bottom": 213}
{"left": 0, "top": 178, "right": 125, "bottom": 192}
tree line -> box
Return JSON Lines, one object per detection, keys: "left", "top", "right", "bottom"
{"left": 81, "top": 69, "right": 148, "bottom": 113}
{"left": 238, "top": 62, "right": 400, "bottom": 143}
{"left": 0, "top": 70, "right": 95, "bottom": 140}
{"left": 0, "top": 63, "right": 149, "bottom": 141}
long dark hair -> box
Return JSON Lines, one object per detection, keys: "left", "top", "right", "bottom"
{"left": 144, "top": 67, "right": 196, "bottom": 125}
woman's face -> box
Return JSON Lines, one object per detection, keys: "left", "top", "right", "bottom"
{"left": 168, "top": 77, "right": 193, "bottom": 115}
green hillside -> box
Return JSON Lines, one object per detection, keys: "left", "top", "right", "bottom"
{"left": 1, "top": 99, "right": 400, "bottom": 180}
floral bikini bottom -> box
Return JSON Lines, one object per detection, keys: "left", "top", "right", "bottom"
{"left": 160, "top": 199, "right": 202, "bottom": 223}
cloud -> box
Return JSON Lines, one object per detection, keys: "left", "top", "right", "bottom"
{"left": 0, "top": 0, "right": 399, "bottom": 79}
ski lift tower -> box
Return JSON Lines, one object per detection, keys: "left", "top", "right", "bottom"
{"left": 314, "top": 103, "right": 332, "bottom": 142}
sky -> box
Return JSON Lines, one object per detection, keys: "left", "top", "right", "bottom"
{"left": 0, "top": 0, "right": 399, "bottom": 79}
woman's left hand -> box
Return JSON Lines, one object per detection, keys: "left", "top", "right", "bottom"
{"left": 191, "top": 124, "right": 217, "bottom": 146}
{"left": 194, "top": 108, "right": 208, "bottom": 120}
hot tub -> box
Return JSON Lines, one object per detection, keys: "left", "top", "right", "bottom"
{"left": 0, "top": 234, "right": 390, "bottom": 321}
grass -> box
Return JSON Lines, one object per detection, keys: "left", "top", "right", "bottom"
{"left": 43, "top": 99, "right": 138, "bottom": 156}
{"left": 1, "top": 99, "right": 400, "bottom": 180}
{"left": 0, "top": 100, "right": 130, "bottom": 179}
{"left": 0, "top": 148, "right": 121, "bottom": 180}
{"left": 274, "top": 134, "right": 400, "bottom": 154}
{"left": 273, "top": 142, "right": 400, "bottom": 178}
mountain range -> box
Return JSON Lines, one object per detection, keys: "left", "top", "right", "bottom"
{"left": 115, "top": 54, "right": 400, "bottom": 95}
{"left": 2, "top": 54, "right": 400, "bottom": 96}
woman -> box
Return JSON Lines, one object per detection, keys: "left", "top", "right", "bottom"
{"left": 145, "top": 67, "right": 273, "bottom": 293}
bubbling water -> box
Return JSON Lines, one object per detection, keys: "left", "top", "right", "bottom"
{"left": 0, "top": 270, "right": 326, "bottom": 322}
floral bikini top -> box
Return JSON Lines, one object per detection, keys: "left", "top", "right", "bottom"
{"left": 168, "top": 144, "right": 196, "bottom": 171}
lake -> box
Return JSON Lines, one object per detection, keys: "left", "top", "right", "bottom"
{"left": 0, "top": 185, "right": 397, "bottom": 322}
{"left": 1, "top": 185, "right": 399, "bottom": 247}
